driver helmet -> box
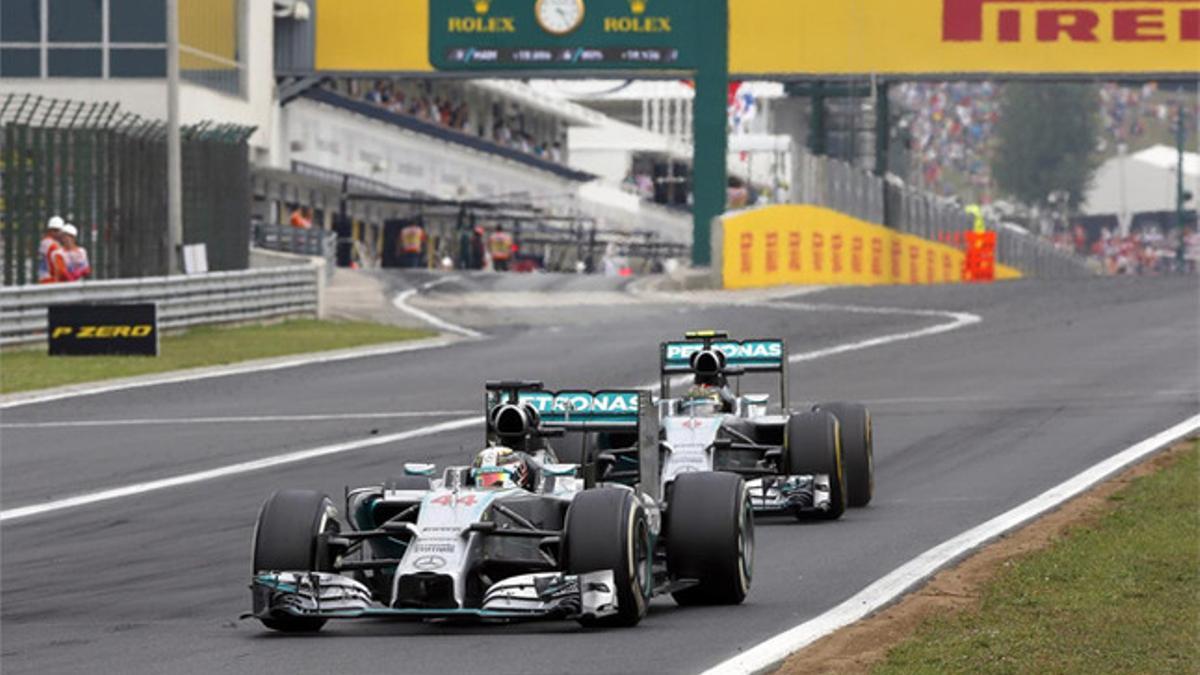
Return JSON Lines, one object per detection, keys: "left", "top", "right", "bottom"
{"left": 471, "top": 446, "right": 530, "bottom": 490}
{"left": 681, "top": 384, "right": 724, "bottom": 416}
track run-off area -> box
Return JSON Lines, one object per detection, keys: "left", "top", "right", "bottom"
{"left": 1, "top": 274, "right": 1197, "bottom": 674}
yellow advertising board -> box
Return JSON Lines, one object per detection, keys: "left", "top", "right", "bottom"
{"left": 719, "top": 205, "right": 1022, "bottom": 289}
{"left": 312, "top": 1, "right": 1197, "bottom": 76}
{"left": 180, "top": 0, "right": 238, "bottom": 71}
{"left": 730, "top": 0, "right": 1199, "bottom": 76}
{"left": 315, "top": 0, "right": 433, "bottom": 73}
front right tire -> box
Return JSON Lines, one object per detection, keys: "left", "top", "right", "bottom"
{"left": 666, "top": 471, "right": 754, "bottom": 606}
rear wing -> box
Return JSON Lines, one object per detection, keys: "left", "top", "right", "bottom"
{"left": 519, "top": 390, "right": 640, "bottom": 429}
{"left": 659, "top": 333, "right": 788, "bottom": 406}
{"left": 484, "top": 383, "right": 660, "bottom": 499}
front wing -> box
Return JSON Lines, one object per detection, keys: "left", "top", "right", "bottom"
{"left": 248, "top": 570, "right": 618, "bottom": 623}
{"left": 746, "top": 475, "right": 832, "bottom": 514}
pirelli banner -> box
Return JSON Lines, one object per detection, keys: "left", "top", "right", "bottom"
{"left": 730, "top": 0, "right": 1199, "bottom": 77}
{"left": 311, "top": 1, "right": 1196, "bottom": 77}
{"left": 716, "top": 205, "right": 1022, "bottom": 289}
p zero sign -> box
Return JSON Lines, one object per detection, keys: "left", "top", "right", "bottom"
{"left": 47, "top": 304, "right": 159, "bottom": 356}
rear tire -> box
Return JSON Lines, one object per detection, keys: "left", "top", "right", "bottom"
{"left": 814, "top": 402, "right": 873, "bottom": 507}
{"left": 565, "top": 488, "right": 650, "bottom": 627}
{"left": 666, "top": 472, "right": 753, "bottom": 606}
{"left": 785, "top": 411, "right": 846, "bottom": 520}
{"left": 252, "top": 489, "right": 339, "bottom": 632}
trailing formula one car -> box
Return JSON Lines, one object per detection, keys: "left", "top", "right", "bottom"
{"left": 247, "top": 381, "right": 753, "bottom": 632}
{"left": 641, "top": 331, "right": 874, "bottom": 520}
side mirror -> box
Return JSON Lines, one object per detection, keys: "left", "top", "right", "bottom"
{"left": 403, "top": 462, "right": 436, "bottom": 477}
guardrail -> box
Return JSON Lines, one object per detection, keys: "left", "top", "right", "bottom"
{"left": 791, "top": 147, "right": 1093, "bottom": 278}
{"left": 253, "top": 223, "right": 337, "bottom": 276}
{"left": 0, "top": 266, "right": 320, "bottom": 346}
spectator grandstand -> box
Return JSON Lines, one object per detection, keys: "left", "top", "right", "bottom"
{"left": 894, "top": 82, "right": 1000, "bottom": 199}
{"left": 334, "top": 78, "right": 568, "bottom": 165}
{"left": 892, "top": 81, "right": 1198, "bottom": 203}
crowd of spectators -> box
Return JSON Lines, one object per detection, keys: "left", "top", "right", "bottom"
{"left": 894, "top": 82, "right": 1000, "bottom": 198}
{"left": 1056, "top": 223, "right": 1199, "bottom": 275}
{"left": 356, "top": 80, "right": 565, "bottom": 164}
{"left": 1097, "top": 83, "right": 1198, "bottom": 152}
{"left": 894, "top": 82, "right": 1198, "bottom": 200}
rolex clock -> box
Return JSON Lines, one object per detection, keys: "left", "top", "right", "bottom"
{"left": 535, "top": 0, "right": 585, "bottom": 35}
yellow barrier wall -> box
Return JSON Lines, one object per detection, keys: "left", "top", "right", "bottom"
{"left": 720, "top": 205, "right": 1022, "bottom": 289}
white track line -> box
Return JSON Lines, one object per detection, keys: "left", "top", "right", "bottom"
{"left": 393, "top": 277, "right": 486, "bottom": 339}
{"left": 773, "top": 303, "right": 980, "bottom": 364}
{"left": 703, "top": 412, "right": 1200, "bottom": 675}
{"left": 1, "top": 297, "right": 979, "bottom": 522}
{"left": 0, "top": 416, "right": 484, "bottom": 523}
{"left": 0, "top": 337, "right": 457, "bottom": 410}
{"left": 0, "top": 411, "right": 478, "bottom": 429}
{"left": 649, "top": 302, "right": 979, "bottom": 392}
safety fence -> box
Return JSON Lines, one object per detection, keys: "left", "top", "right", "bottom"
{"left": 884, "top": 180, "right": 1093, "bottom": 279}
{"left": 1, "top": 94, "right": 255, "bottom": 286}
{"left": 791, "top": 148, "right": 1093, "bottom": 278}
{"left": 252, "top": 222, "right": 337, "bottom": 277}
{"left": 0, "top": 265, "right": 320, "bottom": 346}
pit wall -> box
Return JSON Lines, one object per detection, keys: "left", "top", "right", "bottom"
{"left": 715, "top": 205, "right": 1022, "bottom": 289}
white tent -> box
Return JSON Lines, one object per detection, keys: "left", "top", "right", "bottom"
{"left": 1084, "top": 144, "right": 1199, "bottom": 234}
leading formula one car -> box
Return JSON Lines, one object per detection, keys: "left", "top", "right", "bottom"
{"left": 247, "top": 381, "right": 752, "bottom": 632}
{"left": 642, "top": 330, "right": 874, "bottom": 520}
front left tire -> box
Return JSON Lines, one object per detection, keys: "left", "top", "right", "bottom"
{"left": 564, "top": 487, "right": 651, "bottom": 627}
{"left": 814, "top": 402, "right": 874, "bottom": 507}
{"left": 252, "top": 489, "right": 340, "bottom": 632}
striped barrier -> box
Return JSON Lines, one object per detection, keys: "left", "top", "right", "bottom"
{"left": 715, "top": 205, "right": 1022, "bottom": 290}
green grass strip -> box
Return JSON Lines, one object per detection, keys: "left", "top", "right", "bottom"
{"left": 875, "top": 442, "right": 1200, "bottom": 674}
{"left": 0, "top": 320, "right": 434, "bottom": 394}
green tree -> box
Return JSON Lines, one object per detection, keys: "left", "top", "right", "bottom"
{"left": 991, "top": 83, "right": 1101, "bottom": 208}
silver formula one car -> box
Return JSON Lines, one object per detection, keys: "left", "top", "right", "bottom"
{"left": 643, "top": 331, "right": 874, "bottom": 520}
{"left": 247, "top": 381, "right": 752, "bottom": 632}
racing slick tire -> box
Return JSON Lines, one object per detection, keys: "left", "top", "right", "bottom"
{"left": 785, "top": 411, "right": 846, "bottom": 520}
{"left": 666, "top": 472, "right": 754, "bottom": 606}
{"left": 565, "top": 488, "right": 651, "bottom": 627}
{"left": 814, "top": 402, "right": 873, "bottom": 507}
{"left": 252, "top": 489, "right": 340, "bottom": 632}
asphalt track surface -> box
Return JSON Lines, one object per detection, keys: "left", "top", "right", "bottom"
{"left": 1, "top": 274, "right": 1197, "bottom": 675}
